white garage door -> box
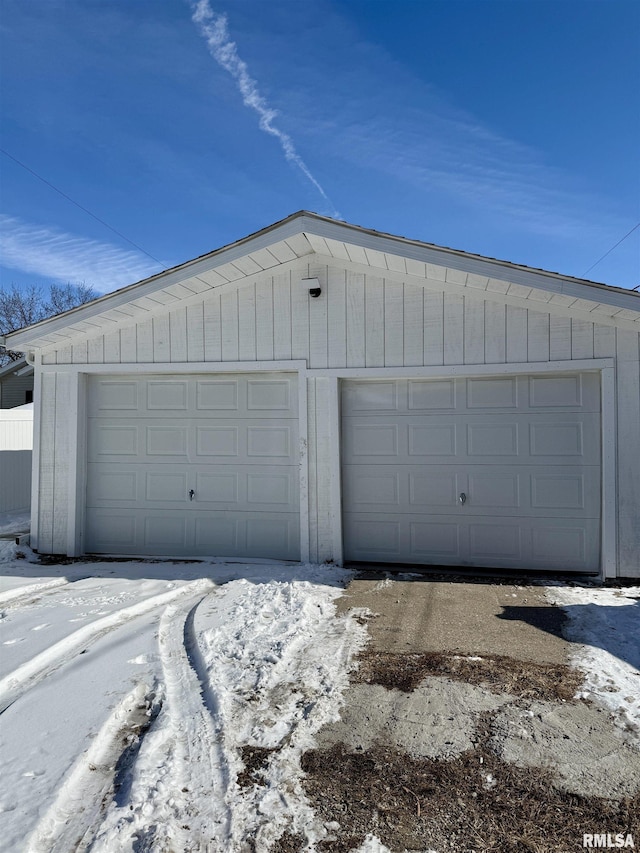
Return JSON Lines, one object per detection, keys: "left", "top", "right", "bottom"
{"left": 86, "top": 373, "right": 299, "bottom": 559}
{"left": 342, "top": 373, "right": 601, "bottom": 572}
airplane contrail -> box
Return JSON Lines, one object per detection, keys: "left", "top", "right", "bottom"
{"left": 190, "top": 0, "right": 339, "bottom": 216}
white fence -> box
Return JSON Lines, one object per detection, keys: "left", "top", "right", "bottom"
{"left": 0, "top": 404, "right": 33, "bottom": 513}
{"left": 0, "top": 403, "right": 33, "bottom": 450}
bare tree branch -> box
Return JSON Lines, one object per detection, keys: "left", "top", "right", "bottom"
{"left": 0, "top": 282, "right": 97, "bottom": 365}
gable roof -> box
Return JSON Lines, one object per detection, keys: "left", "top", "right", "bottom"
{"left": 3, "top": 211, "right": 639, "bottom": 353}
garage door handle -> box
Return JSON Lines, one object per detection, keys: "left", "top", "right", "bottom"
{"left": 459, "top": 492, "right": 466, "bottom": 505}
{"left": 189, "top": 490, "right": 195, "bottom": 501}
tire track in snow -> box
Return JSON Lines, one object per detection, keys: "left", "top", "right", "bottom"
{"left": 24, "top": 682, "right": 160, "bottom": 853}
{"left": 157, "top": 596, "right": 232, "bottom": 851}
{"left": 0, "top": 577, "right": 70, "bottom": 608}
{"left": 0, "top": 578, "right": 216, "bottom": 714}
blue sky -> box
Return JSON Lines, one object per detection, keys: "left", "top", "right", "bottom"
{"left": 1, "top": 0, "right": 638, "bottom": 295}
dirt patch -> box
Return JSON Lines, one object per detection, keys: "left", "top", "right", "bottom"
{"left": 299, "top": 735, "right": 640, "bottom": 853}
{"left": 355, "top": 649, "right": 583, "bottom": 702}
{"left": 236, "top": 745, "right": 278, "bottom": 789}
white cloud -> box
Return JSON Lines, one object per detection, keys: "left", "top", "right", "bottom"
{"left": 0, "top": 215, "right": 161, "bottom": 293}
{"left": 189, "top": 0, "right": 339, "bottom": 217}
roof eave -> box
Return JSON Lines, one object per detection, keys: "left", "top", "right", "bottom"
{"left": 5, "top": 211, "right": 639, "bottom": 350}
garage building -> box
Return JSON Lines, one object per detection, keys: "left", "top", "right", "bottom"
{"left": 3, "top": 212, "right": 639, "bottom": 578}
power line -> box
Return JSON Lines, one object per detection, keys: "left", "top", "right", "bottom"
{"left": 0, "top": 148, "right": 168, "bottom": 269}
{"left": 581, "top": 221, "right": 640, "bottom": 278}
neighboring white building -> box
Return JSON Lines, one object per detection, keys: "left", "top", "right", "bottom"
{"left": 2, "top": 212, "right": 639, "bottom": 578}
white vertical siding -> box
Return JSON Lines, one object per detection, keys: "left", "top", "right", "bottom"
{"left": 506, "top": 306, "right": 528, "bottom": 362}
{"left": 527, "top": 310, "right": 550, "bottom": 362}
{"left": 307, "top": 378, "right": 318, "bottom": 562}
{"left": 37, "top": 372, "right": 56, "bottom": 553}
{"left": 423, "top": 291, "right": 444, "bottom": 365}
{"left": 187, "top": 303, "right": 204, "bottom": 362}
{"left": 103, "top": 329, "right": 121, "bottom": 363}
{"left": 255, "top": 278, "right": 274, "bottom": 362}
{"left": 120, "top": 326, "right": 136, "bottom": 362}
{"left": 463, "top": 295, "right": 485, "bottom": 365}
{"left": 237, "top": 284, "right": 256, "bottom": 361}
{"left": 616, "top": 329, "right": 640, "bottom": 576}
{"left": 364, "top": 275, "right": 385, "bottom": 367}
{"left": 549, "top": 316, "right": 572, "bottom": 360}
{"left": 308, "top": 266, "right": 328, "bottom": 369}
{"left": 384, "top": 281, "right": 404, "bottom": 367}
{"left": 403, "top": 283, "right": 424, "bottom": 366}
{"left": 443, "top": 293, "right": 464, "bottom": 364}
{"left": 203, "top": 295, "right": 222, "bottom": 362}
{"left": 346, "top": 272, "right": 365, "bottom": 368}
{"left": 273, "top": 272, "right": 292, "bottom": 361}
{"left": 313, "top": 377, "right": 333, "bottom": 563}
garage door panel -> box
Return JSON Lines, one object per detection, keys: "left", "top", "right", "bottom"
{"left": 344, "top": 517, "right": 402, "bottom": 557}
{"left": 528, "top": 373, "right": 601, "bottom": 410}
{"left": 409, "top": 424, "right": 457, "bottom": 456}
{"left": 87, "top": 469, "right": 138, "bottom": 503}
{"left": 343, "top": 423, "right": 399, "bottom": 458}
{"left": 467, "top": 377, "right": 518, "bottom": 408}
{"left": 193, "top": 516, "right": 239, "bottom": 552}
{"left": 531, "top": 472, "right": 587, "bottom": 511}
{"left": 86, "top": 373, "right": 299, "bottom": 559}
{"left": 467, "top": 423, "right": 519, "bottom": 457}
{"left": 89, "top": 424, "right": 139, "bottom": 459}
{"left": 247, "top": 425, "right": 293, "bottom": 458}
{"left": 408, "top": 379, "right": 457, "bottom": 410}
{"left": 340, "top": 375, "right": 600, "bottom": 419}
{"left": 195, "top": 425, "right": 239, "bottom": 457}
{"left": 246, "top": 379, "right": 293, "bottom": 411}
{"left": 344, "top": 469, "right": 401, "bottom": 508}
{"left": 468, "top": 472, "right": 520, "bottom": 508}
{"left": 532, "top": 525, "right": 585, "bottom": 563}
{"left": 194, "top": 513, "right": 299, "bottom": 560}
{"left": 529, "top": 421, "right": 585, "bottom": 457}
{"left": 147, "top": 381, "right": 188, "bottom": 410}
{"left": 409, "top": 471, "right": 460, "bottom": 507}
{"left": 86, "top": 510, "right": 137, "bottom": 551}
{"left": 342, "top": 380, "right": 400, "bottom": 413}
{"left": 342, "top": 373, "right": 601, "bottom": 571}
{"left": 410, "top": 521, "right": 461, "bottom": 557}
{"left": 88, "top": 375, "right": 298, "bottom": 419}
{"left": 146, "top": 425, "right": 188, "bottom": 457}
{"left": 91, "top": 380, "right": 139, "bottom": 412}
{"left": 344, "top": 464, "right": 599, "bottom": 520}
{"left": 194, "top": 471, "right": 239, "bottom": 504}
{"left": 89, "top": 420, "right": 298, "bottom": 465}
{"left": 468, "top": 523, "right": 522, "bottom": 560}
{"left": 196, "top": 379, "right": 239, "bottom": 411}
{"left": 145, "top": 471, "right": 188, "bottom": 502}
{"left": 144, "top": 516, "right": 187, "bottom": 549}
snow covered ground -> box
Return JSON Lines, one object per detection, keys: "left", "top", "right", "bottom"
{"left": 0, "top": 540, "right": 367, "bottom": 852}
{"left": 1, "top": 521, "right": 638, "bottom": 852}
{"left": 546, "top": 583, "right": 640, "bottom": 735}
